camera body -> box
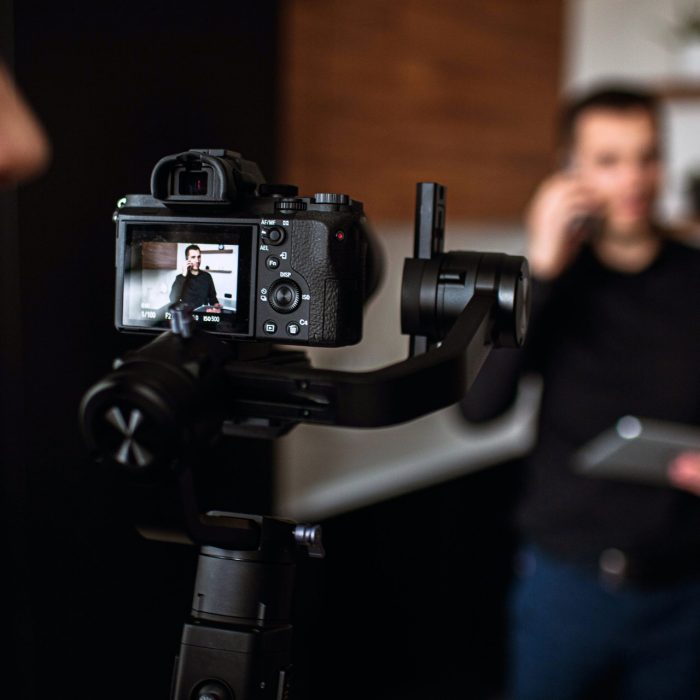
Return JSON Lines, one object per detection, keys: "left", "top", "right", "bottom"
{"left": 115, "top": 148, "right": 373, "bottom": 347}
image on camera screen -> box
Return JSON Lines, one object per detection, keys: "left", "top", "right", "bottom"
{"left": 121, "top": 222, "right": 253, "bottom": 335}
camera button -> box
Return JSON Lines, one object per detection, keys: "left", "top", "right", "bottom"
{"left": 286, "top": 322, "right": 301, "bottom": 337}
{"left": 263, "top": 320, "right": 278, "bottom": 335}
{"left": 315, "top": 192, "right": 350, "bottom": 205}
{"left": 266, "top": 256, "right": 281, "bottom": 270}
{"left": 269, "top": 280, "right": 301, "bottom": 314}
{"left": 262, "top": 227, "right": 285, "bottom": 245}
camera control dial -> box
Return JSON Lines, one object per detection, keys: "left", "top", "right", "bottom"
{"left": 268, "top": 279, "right": 302, "bottom": 314}
{"left": 275, "top": 198, "right": 307, "bottom": 212}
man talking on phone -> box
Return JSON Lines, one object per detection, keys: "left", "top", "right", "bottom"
{"left": 462, "top": 86, "right": 700, "bottom": 699}
{"left": 169, "top": 244, "right": 221, "bottom": 309}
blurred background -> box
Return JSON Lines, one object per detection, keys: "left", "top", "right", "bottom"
{"left": 2, "top": 1, "right": 700, "bottom": 698}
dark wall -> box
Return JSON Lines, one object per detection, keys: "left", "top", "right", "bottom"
{"left": 3, "top": 2, "right": 278, "bottom": 698}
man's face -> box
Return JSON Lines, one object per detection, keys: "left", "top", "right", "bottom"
{"left": 571, "top": 108, "right": 662, "bottom": 234}
{"left": 187, "top": 248, "right": 202, "bottom": 271}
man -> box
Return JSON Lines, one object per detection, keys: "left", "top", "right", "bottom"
{"left": 462, "top": 86, "right": 700, "bottom": 699}
{"left": 169, "top": 244, "right": 221, "bottom": 309}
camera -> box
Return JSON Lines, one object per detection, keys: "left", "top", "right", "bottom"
{"left": 116, "top": 148, "right": 380, "bottom": 347}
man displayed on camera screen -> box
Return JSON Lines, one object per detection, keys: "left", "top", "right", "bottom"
{"left": 169, "top": 244, "right": 222, "bottom": 310}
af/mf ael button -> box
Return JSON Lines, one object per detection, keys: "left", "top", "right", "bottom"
{"left": 261, "top": 227, "right": 286, "bottom": 246}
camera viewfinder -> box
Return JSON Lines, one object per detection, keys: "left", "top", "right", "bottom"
{"left": 179, "top": 170, "right": 209, "bottom": 196}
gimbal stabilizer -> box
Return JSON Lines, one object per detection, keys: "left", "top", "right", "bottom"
{"left": 79, "top": 183, "right": 529, "bottom": 699}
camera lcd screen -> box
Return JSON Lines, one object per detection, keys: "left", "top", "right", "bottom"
{"left": 121, "top": 222, "right": 254, "bottom": 335}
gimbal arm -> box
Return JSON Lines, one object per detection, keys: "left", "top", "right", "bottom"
{"left": 222, "top": 293, "right": 496, "bottom": 428}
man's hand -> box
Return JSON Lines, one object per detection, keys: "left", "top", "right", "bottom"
{"left": 0, "top": 62, "right": 51, "bottom": 186}
{"left": 525, "top": 171, "right": 602, "bottom": 280}
{"left": 668, "top": 452, "right": 700, "bottom": 496}
{"left": 182, "top": 260, "right": 192, "bottom": 276}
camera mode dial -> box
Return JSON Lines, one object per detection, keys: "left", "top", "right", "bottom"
{"left": 314, "top": 192, "right": 350, "bottom": 205}
{"left": 268, "top": 279, "right": 302, "bottom": 314}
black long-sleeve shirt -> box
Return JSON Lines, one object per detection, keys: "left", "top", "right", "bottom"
{"left": 169, "top": 271, "right": 218, "bottom": 308}
{"left": 461, "top": 237, "right": 700, "bottom": 580}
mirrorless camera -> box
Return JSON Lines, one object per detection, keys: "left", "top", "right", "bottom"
{"left": 116, "top": 148, "right": 379, "bottom": 347}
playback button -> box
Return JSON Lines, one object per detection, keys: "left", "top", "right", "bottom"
{"left": 263, "top": 320, "right": 278, "bottom": 335}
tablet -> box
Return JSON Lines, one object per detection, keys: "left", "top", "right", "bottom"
{"left": 572, "top": 416, "right": 700, "bottom": 486}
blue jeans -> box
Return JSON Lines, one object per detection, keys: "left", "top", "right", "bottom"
{"left": 507, "top": 545, "right": 700, "bottom": 700}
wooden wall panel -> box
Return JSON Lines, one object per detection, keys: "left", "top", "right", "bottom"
{"left": 279, "top": 0, "right": 564, "bottom": 222}
{"left": 142, "top": 242, "right": 177, "bottom": 270}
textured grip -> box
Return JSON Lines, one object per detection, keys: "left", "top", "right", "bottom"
{"left": 289, "top": 213, "right": 366, "bottom": 345}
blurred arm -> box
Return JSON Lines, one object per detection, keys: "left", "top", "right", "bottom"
{"left": 0, "top": 62, "right": 50, "bottom": 186}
